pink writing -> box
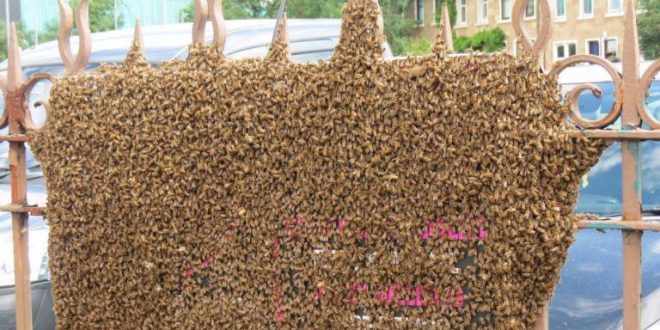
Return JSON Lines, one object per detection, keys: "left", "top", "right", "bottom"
{"left": 422, "top": 217, "right": 487, "bottom": 242}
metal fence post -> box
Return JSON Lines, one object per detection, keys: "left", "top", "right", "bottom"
{"left": 6, "top": 23, "right": 32, "bottom": 330}
{"left": 621, "top": 0, "right": 642, "bottom": 328}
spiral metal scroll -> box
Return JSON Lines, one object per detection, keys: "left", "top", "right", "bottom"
{"left": 58, "top": 0, "right": 91, "bottom": 76}
{"left": 0, "top": 24, "right": 55, "bottom": 132}
{"left": 21, "top": 73, "right": 57, "bottom": 131}
{"left": 549, "top": 55, "right": 623, "bottom": 129}
{"left": 639, "top": 60, "right": 660, "bottom": 129}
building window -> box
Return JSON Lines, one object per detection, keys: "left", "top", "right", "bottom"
{"left": 580, "top": 0, "right": 594, "bottom": 18}
{"left": 525, "top": 0, "right": 536, "bottom": 18}
{"left": 553, "top": 41, "right": 577, "bottom": 61}
{"left": 605, "top": 38, "right": 619, "bottom": 61}
{"left": 556, "top": 0, "right": 566, "bottom": 20}
{"left": 457, "top": 0, "right": 467, "bottom": 25}
{"left": 416, "top": 0, "right": 425, "bottom": 26}
{"left": 501, "top": 0, "right": 512, "bottom": 21}
{"left": 586, "top": 39, "right": 601, "bottom": 56}
{"left": 478, "top": 0, "right": 489, "bottom": 24}
{"left": 435, "top": 0, "right": 442, "bottom": 24}
{"left": 608, "top": 0, "right": 623, "bottom": 13}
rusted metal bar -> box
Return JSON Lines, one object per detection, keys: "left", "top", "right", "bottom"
{"left": 0, "top": 204, "right": 46, "bottom": 216}
{"left": 621, "top": 0, "right": 643, "bottom": 328}
{"left": 583, "top": 129, "right": 660, "bottom": 140}
{"left": 4, "top": 23, "right": 33, "bottom": 330}
{"left": 578, "top": 220, "right": 660, "bottom": 232}
{"left": 533, "top": 306, "right": 549, "bottom": 330}
{"left": 0, "top": 134, "right": 29, "bottom": 142}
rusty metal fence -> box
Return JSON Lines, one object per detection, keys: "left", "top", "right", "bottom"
{"left": 0, "top": 0, "right": 659, "bottom": 329}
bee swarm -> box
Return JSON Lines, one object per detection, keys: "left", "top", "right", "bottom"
{"left": 31, "top": 1, "right": 606, "bottom": 329}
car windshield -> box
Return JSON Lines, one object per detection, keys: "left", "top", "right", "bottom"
{"left": 572, "top": 81, "right": 660, "bottom": 215}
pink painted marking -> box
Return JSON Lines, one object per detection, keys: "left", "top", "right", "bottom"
{"left": 478, "top": 226, "right": 487, "bottom": 240}
{"left": 337, "top": 217, "right": 346, "bottom": 231}
{"left": 453, "top": 286, "right": 465, "bottom": 308}
{"left": 295, "top": 215, "right": 305, "bottom": 225}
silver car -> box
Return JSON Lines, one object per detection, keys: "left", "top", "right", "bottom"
{"left": 0, "top": 19, "right": 393, "bottom": 330}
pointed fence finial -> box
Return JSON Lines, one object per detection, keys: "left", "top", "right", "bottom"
{"left": 192, "top": 0, "right": 209, "bottom": 44}
{"left": 373, "top": 0, "right": 385, "bottom": 38}
{"left": 267, "top": 0, "right": 290, "bottom": 62}
{"left": 125, "top": 19, "right": 149, "bottom": 66}
{"left": 209, "top": 0, "right": 227, "bottom": 51}
{"left": 133, "top": 19, "right": 145, "bottom": 53}
{"left": 621, "top": 0, "right": 640, "bottom": 126}
{"left": 7, "top": 23, "right": 23, "bottom": 92}
{"left": 434, "top": 3, "right": 454, "bottom": 55}
{"left": 58, "top": 0, "right": 91, "bottom": 75}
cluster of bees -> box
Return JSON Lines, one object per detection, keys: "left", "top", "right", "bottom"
{"left": 31, "top": 0, "right": 607, "bottom": 328}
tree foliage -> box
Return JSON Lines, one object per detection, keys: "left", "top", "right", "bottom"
{"left": 638, "top": 0, "right": 660, "bottom": 59}
{"left": 181, "top": 0, "right": 276, "bottom": 21}
{"left": 181, "top": 0, "right": 416, "bottom": 55}
{"left": 454, "top": 27, "right": 506, "bottom": 53}
{"left": 0, "top": 22, "right": 33, "bottom": 61}
{"left": 37, "top": 0, "right": 124, "bottom": 45}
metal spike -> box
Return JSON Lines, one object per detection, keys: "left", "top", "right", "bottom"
{"left": 133, "top": 19, "right": 145, "bottom": 54}
{"left": 209, "top": 0, "right": 227, "bottom": 51}
{"left": 267, "top": 1, "right": 290, "bottom": 62}
{"left": 7, "top": 23, "right": 23, "bottom": 92}
{"left": 270, "top": 0, "right": 287, "bottom": 46}
{"left": 434, "top": 3, "right": 454, "bottom": 54}
{"left": 192, "top": 0, "right": 209, "bottom": 44}
{"left": 372, "top": 0, "right": 385, "bottom": 40}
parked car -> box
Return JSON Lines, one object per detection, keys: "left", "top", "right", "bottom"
{"left": 0, "top": 19, "right": 392, "bottom": 330}
{"left": 0, "top": 22, "right": 658, "bottom": 329}
{"left": 551, "top": 62, "right": 660, "bottom": 330}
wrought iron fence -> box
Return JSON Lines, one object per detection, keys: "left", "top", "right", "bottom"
{"left": 0, "top": 0, "right": 658, "bottom": 328}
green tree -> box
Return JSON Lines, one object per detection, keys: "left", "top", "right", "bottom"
{"left": 181, "top": 0, "right": 416, "bottom": 55}
{"left": 272, "top": 0, "right": 344, "bottom": 18}
{"left": 38, "top": 0, "right": 124, "bottom": 44}
{"left": 0, "top": 22, "right": 34, "bottom": 61}
{"left": 454, "top": 27, "right": 506, "bottom": 53}
{"left": 638, "top": 0, "right": 659, "bottom": 59}
{"left": 181, "top": 0, "right": 274, "bottom": 21}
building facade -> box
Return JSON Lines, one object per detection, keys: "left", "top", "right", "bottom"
{"left": 408, "top": 0, "right": 626, "bottom": 67}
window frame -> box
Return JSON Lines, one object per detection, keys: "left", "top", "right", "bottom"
{"left": 579, "top": 0, "right": 594, "bottom": 19}
{"left": 607, "top": 0, "right": 624, "bottom": 16}
{"left": 499, "top": 0, "right": 512, "bottom": 22}
{"left": 477, "top": 0, "right": 489, "bottom": 25}
{"left": 585, "top": 38, "right": 602, "bottom": 57}
{"left": 553, "top": 40, "right": 578, "bottom": 62}
{"left": 604, "top": 37, "right": 619, "bottom": 60}
{"left": 415, "top": 0, "right": 425, "bottom": 27}
{"left": 456, "top": 0, "right": 468, "bottom": 27}
{"left": 524, "top": 0, "right": 537, "bottom": 20}
{"left": 555, "top": 0, "right": 566, "bottom": 22}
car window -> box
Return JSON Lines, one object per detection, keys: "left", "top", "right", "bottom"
{"left": 573, "top": 81, "right": 660, "bottom": 215}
